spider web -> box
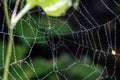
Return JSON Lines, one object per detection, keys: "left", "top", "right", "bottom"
{"left": 0, "top": 0, "right": 120, "bottom": 80}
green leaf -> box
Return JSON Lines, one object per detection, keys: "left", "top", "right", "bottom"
{"left": 68, "top": 64, "right": 101, "bottom": 80}
{"left": 0, "top": 41, "right": 28, "bottom": 67}
{"left": 38, "top": 15, "right": 72, "bottom": 36}
{"left": 26, "top": 0, "right": 72, "bottom": 16}
{"left": 72, "top": 0, "right": 79, "bottom": 9}
{"left": 51, "top": 22, "right": 72, "bottom": 36}
{"left": 5, "top": 57, "right": 53, "bottom": 79}
{"left": 15, "top": 15, "right": 47, "bottom": 45}
{"left": 56, "top": 53, "right": 102, "bottom": 80}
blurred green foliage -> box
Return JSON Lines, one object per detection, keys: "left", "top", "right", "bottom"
{"left": 0, "top": 0, "right": 103, "bottom": 80}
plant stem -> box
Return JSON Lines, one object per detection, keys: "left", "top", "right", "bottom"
{"left": 3, "top": 28, "right": 13, "bottom": 80}
{"left": 3, "top": 1, "right": 33, "bottom": 80}
{"left": 3, "top": 0, "right": 11, "bottom": 80}
{"left": 11, "top": 3, "right": 33, "bottom": 28}
{"left": 3, "top": 0, "right": 10, "bottom": 28}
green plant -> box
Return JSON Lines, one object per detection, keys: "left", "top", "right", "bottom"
{"left": 2, "top": 0, "right": 78, "bottom": 80}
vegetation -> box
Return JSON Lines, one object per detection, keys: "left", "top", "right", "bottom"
{"left": 1, "top": 0, "right": 102, "bottom": 80}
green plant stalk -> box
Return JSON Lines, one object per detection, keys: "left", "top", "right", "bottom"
{"left": 3, "top": 2, "right": 34, "bottom": 80}
{"left": 11, "top": 3, "right": 33, "bottom": 28}
{"left": 3, "top": 0, "right": 11, "bottom": 80}
{"left": 3, "top": 0, "right": 10, "bottom": 28}
{"left": 3, "top": 28, "right": 13, "bottom": 80}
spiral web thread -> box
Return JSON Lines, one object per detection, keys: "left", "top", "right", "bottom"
{"left": 0, "top": 0, "right": 120, "bottom": 80}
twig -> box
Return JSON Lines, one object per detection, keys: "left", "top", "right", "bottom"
{"left": 3, "top": 0, "right": 20, "bottom": 80}
{"left": 11, "top": 3, "right": 33, "bottom": 29}
{"left": 3, "top": 0, "right": 10, "bottom": 27}
{"left": 11, "top": 0, "right": 20, "bottom": 23}
{"left": 3, "top": 29, "right": 13, "bottom": 80}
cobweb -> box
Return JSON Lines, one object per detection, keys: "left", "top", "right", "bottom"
{"left": 0, "top": 0, "right": 120, "bottom": 80}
